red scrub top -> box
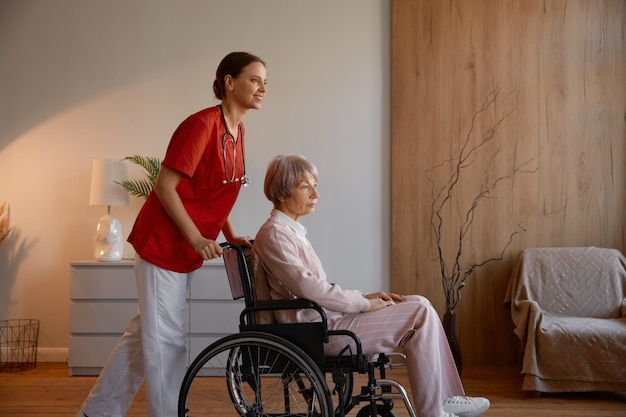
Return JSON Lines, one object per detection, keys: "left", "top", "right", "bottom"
{"left": 128, "top": 105, "right": 245, "bottom": 273}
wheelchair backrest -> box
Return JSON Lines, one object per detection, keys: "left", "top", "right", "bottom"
{"left": 221, "top": 242, "right": 364, "bottom": 366}
{"left": 222, "top": 242, "right": 275, "bottom": 324}
{"left": 246, "top": 253, "right": 276, "bottom": 324}
{"left": 222, "top": 243, "right": 251, "bottom": 302}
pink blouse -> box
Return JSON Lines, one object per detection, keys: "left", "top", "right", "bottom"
{"left": 253, "top": 209, "right": 370, "bottom": 324}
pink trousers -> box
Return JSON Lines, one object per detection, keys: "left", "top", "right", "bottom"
{"left": 323, "top": 295, "right": 464, "bottom": 417}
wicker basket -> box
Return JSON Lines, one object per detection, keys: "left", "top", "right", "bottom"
{"left": 0, "top": 319, "right": 40, "bottom": 372}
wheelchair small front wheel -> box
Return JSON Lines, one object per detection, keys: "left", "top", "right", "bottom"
{"left": 355, "top": 403, "right": 397, "bottom": 417}
{"left": 178, "top": 332, "right": 333, "bottom": 417}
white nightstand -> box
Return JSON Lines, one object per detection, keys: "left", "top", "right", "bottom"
{"left": 68, "top": 259, "right": 243, "bottom": 376}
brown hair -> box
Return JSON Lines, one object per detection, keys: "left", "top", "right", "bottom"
{"left": 213, "top": 52, "right": 265, "bottom": 100}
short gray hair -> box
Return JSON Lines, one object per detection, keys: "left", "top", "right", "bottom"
{"left": 263, "top": 155, "right": 318, "bottom": 206}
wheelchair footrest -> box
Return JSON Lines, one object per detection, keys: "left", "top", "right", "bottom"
{"left": 369, "top": 352, "right": 408, "bottom": 369}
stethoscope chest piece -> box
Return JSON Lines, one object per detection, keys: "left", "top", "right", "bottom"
{"left": 222, "top": 175, "right": 250, "bottom": 187}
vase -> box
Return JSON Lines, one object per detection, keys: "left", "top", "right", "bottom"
{"left": 443, "top": 309, "right": 463, "bottom": 376}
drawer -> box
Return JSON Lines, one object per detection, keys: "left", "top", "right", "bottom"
{"left": 70, "top": 260, "right": 230, "bottom": 300}
{"left": 69, "top": 302, "right": 139, "bottom": 333}
{"left": 190, "top": 264, "right": 232, "bottom": 299}
{"left": 188, "top": 335, "right": 233, "bottom": 376}
{"left": 188, "top": 335, "right": 229, "bottom": 361}
{"left": 71, "top": 266, "right": 136, "bottom": 299}
{"left": 68, "top": 336, "right": 121, "bottom": 368}
{"left": 188, "top": 301, "right": 243, "bottom": 333}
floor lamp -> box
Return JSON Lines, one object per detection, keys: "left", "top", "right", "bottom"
{"left": 89, "top": 159, "right": 129, "bottom": 261}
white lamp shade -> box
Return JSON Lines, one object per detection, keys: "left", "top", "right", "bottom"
{"left": 89, "top": 159, "right": 129, "bottom": 207}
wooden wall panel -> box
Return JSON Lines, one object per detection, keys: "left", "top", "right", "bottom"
{"left": 392, "top": 0, "right": 626, "bottom": 365}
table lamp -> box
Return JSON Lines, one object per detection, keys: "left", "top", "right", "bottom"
{"left": 89, "top": 159, "right": 129, "bottom": 261}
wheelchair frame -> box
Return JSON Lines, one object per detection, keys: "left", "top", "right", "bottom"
{"left": 178, "top": 242, "right": 417, "bottom": 417}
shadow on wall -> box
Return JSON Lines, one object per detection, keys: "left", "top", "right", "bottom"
{"left": 0, "top": 229, "right": 36, "bottom": 320}
{"left": 0, "top": 2, "right": 238, "bottom": 152}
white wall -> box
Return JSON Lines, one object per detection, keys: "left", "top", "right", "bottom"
{"left": 0, "top": 0, "right": 390, "bottom": 361}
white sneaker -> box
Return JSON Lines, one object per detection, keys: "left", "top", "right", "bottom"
{"left": 439, "top": 413, "right": 459, "bottom": 417}
{"left": 442, "top": 396, "right": 490, "bottom": 417}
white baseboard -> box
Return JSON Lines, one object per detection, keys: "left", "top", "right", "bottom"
{"left": 36, "top": 347, "right": 68, "bottom": 363}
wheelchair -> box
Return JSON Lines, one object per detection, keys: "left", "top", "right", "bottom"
{"left": 178, "top": 242, "right": 417, "bottom": 417}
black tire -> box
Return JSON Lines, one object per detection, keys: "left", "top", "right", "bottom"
{"left": 178, "top": 332, "right": 333, "bottom": 417}
{"left": 355, "top": 403, "right": 396, "bottom": 417}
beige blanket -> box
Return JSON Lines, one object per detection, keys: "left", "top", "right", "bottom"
{"left": 505, "top": 247, "right": 626, "bottom": 392}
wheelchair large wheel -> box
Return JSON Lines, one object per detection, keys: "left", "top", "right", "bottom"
{"left": 178, "top": 332, "right": 333, "bottom": 417}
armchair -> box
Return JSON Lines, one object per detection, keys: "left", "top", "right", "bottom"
{"left": 505, "top": 246, "right": 626, "bottom": 393}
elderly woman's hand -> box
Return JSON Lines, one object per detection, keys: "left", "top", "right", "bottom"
{"left": 365, "top": 291, "right": 405, "bottom": 312}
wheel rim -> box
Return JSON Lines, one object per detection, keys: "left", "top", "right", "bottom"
{"left": 179, "top": 332, "right": 333, "bottom": 417}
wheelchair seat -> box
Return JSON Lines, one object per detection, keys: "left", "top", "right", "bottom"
{"left": 178, "top": 242, "right": 417, "bottom": 417}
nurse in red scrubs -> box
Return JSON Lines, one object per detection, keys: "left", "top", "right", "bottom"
{"left": 76, "top": 51, "right": 267, "bottom": 417}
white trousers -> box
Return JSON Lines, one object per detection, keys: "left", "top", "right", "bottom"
{"left": 323, "top": 295, "right": 464, "bottom": 417}
{"left": 80, "top": 257, "right": 192, "bottom": 417}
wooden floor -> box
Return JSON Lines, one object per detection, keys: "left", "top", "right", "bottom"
{"left": 0, "top": 362, "right": 624, "bottom": 416}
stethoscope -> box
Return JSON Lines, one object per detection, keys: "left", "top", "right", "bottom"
{"left": 218, "top": 105, "right": 249, "bottom": 187}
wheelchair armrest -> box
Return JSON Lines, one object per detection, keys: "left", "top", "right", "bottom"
{"left": 327, "top": 329, "right": 364, "bottom": 362}
{"left": 320, "top": 329, "right": 368, "bottom": 373}
{"left": 240, "top": 298, "right": 329, "bottom": 342}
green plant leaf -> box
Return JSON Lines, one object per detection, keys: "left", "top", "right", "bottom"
{"left": 117, "top": 155, "right": 162, "bottom": 199}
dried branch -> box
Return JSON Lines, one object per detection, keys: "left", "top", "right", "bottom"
{"left": 426, "top": 88, "right": 537, "bottom": 313}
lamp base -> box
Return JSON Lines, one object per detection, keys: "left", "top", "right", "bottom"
{"left": 94, "top": 214, "right": 124, "bottom": 262}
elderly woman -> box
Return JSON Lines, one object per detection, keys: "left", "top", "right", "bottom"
{"left": 252, "top": 155, "right": 490, "bottom": 417}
